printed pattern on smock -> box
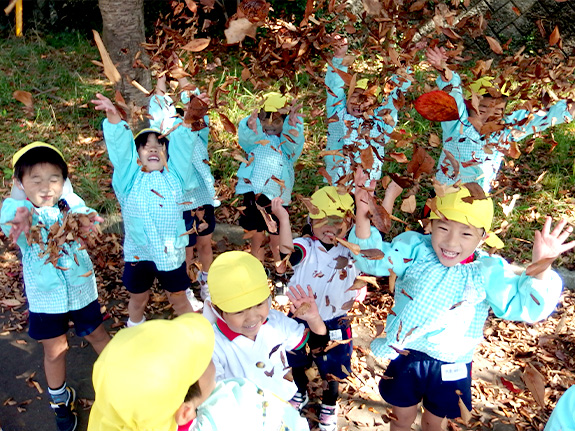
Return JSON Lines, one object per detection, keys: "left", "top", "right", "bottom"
{"left": 0, "top": 196, "right": 98, "bottom": 313}
{"left": 212, "top": 309, "right": 308, "bottom": 402}
{"left": 348, "top": 227, "right": 563, "bottom": 363}
{"left": 103, "top": 119, "right": 198, "bottom": 271}
{"left": 289, "top": 238, "right": 358, "bottom": 321}
{"left": 149, "top": 92, "right": 216, "bottom": 209}
{"left": 190, "top": 378, "right": 310, "bottom": 431}
{"left": 235, "top": 115, "right": 304, "bottom": 204}
{"left": 435, "top": 71, "right": 573, "bottom": 191}
{"left": 325, "top": 57, "right": 412, "bottom": 185}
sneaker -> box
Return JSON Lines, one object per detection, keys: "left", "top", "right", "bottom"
{"left": 198, "top": 272, "right": 210, "bottom": 301}
{"left": 288, "top": 391, "right": 309, "bottom": 412}
{"left": 186, "top": 288, "right": 204, "bottom": 312}
{"left": 50, "top": 387, "right": 77, "bottom": 431}
{"left": 318, "top": 404, "right": 338, "bottom": 431}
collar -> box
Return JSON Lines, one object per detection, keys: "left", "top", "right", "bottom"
{"left": 215, "top": 316, "right": 269, "bottom": 341}
{"left": 459, "top": 253, "right": 476, "bottom": 265}
{"left": 311, "top": 236, "right": 335, "bottom": 251}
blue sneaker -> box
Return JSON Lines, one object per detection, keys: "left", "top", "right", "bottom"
{"left": 50, "top": 387, "right": 77, "bottom": 431}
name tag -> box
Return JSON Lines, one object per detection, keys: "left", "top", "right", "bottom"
{"left": 441, "top": 363, "right": 468, "bottom": 382}
{"left": 329, "top": 329, "right": 343, "bottom": 341}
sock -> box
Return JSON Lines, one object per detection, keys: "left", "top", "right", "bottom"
{"left": 199, "top": 271, "right": 209, "bottom": 284}
{"left": 48, "top": 383, "right": 69, "bottom": 404}
{"left": 127, "top": 316, "right": 146, "bottom": 327}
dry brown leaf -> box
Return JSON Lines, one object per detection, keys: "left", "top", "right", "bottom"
{"left": 522, "top": 363, "right": 546, "bottom": 408}
{"left": 92, "top": 30, "right": 121, "bottom": 84}
{"left": 336, "top": 238, "right": 361, "bottom": 255}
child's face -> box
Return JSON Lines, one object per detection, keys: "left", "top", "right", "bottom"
{"left": 312, "top": 216, "right": 345, "bottom": 244}
{"left": 431, "top": 219, "right": 484, "bottom": 267}
{"left": 260, "top": 111, "right": 284, "bottom": 136}
{"left": 221, "top": 298, "right": 270, "bottom": 340}
{"left": 18, "top": 163, "right": 65, "bottom": 207}
{"left": 347, "top": 89, "right": 365, "bottom": 117}
{"left": 137, "top": 134, "right": 166, "bottom": 172}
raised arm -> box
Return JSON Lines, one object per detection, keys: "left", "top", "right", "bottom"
{"left": 326, "top": 34, "right": 349, "bottom": 118}
{"left": 281, "top": 101, "right": 305, "bottom": 159}
{"left": 353, "top": 168, "right": 373, "bottom": 239}
{"left": 91, "top": 93, "right": 122, "bottom": 125}
{"left": 530, "top": 217, "right": 575, "bottom": 280}
{"left": 271, "top": 198, "right": 293, "bottom": 254}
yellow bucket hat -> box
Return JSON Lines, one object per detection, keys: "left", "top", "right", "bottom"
{"left": 429, "top": 184, "right": 504, "bottom": 249}
{"left": 207, "top": 251, "right": 270, "bottom": 313}
{"left": 262, "top": 92, "right": 287, "bottom": 113}
{"left": 88, "top": 313, "right": 214, "bottom": 431}
{"left": 12, "top": 142, "right": 65, "bottom": 167}
{"left": 309, "top": 186, "right": 354, "bottom": 220}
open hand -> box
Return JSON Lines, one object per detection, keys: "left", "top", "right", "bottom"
{"left": 288, "top": 101, "right": 303, "bottom": 127}
{"left": 288, "top": 285, "right": 319, "bottom": 321}
{"left": 270, "top": 197, "right": 288, "bottom": 221}
{"left": 331, "top": 34, "right": 348, "bottom": 58}
{"left": 531, "top": 217, "right": 575, "bottom": 278}
{"left": 247, "top": 109, "right": 259, "bottom": 132}
{"left": 8, "top": 206, "right": 32, "bottom": 245}
{"left": 426, "top": 46, "right": 448, "bottom": 70}
{"left": 91, "top": 93, "right": 121, "bottom": 123}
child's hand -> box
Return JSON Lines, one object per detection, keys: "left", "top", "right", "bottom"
{"left": 330, "top": 34, "right": 348, "bottom": 58}
{"left": 426, "top": 46, "right": 447, "bottom": 70}
{"left": 8, "top": 206, "right": 32, "bottom": 245}
{"left": 247, "top": 109, "right": 259, "bottom": 133}
{"left": 271, "top": 197, "right": 288, "bottom": 221}
{"left": 288, "top": 285, "right": 319, "bottom": 320}
{"left": 197, "top": 92, "right": 210, "bottom": 106}
{"left": 288, "top": 102, "right": 303, "bottom": 127}
{"left": 530, "top": 217, "right": 575, "bottom": 278}
{"left": 79, "top": 212, "right": 104, "bottom": 235}
{"left": 91, "top": 93, "right": 121, "bottom": 124}
{"left": 354, "top": 167, "right": 373, "bottom": 219}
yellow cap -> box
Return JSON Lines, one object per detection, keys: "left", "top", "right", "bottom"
{"left": 134, "top": 127, "right": 167, "bottom": 141}
{"left": 309, "top": 186, "right": 354, "bottom": 220}
{"left": 262, "top": 92, "right": 287, "bottom": 112}
{"left": 355, "top": 78, "right": 369, "bottom": 90}
{"left": 429, "top": 184, "right": 504, "bottom": 249}
{"left": 208, "top": 251, "right": 270, "bottom": 313}
{"left": 12, "top": 142, "right": 65, "bottom": 167}
{"left": 88, "top": 313, "right": 214, "bottom": 431}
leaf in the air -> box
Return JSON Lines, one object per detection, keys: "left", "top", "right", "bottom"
{"left": 414, "top": 91, "right": 459, "bottom": 122}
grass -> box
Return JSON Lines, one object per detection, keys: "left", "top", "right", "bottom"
{"left": 1, "top": 30, "right": 575, "bottom": 268}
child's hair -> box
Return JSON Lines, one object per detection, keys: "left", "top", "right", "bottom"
{"left": 184, "top": 381, "right": 202, "bottom": 402}
{"left": 134, "top": 128, "right": 169, "bottom": 151}
{"left": 207, "top": 251, "right": 270, "bottom": 313}
{"left": 13, "top": 142, "right": 68, "bottom": 182}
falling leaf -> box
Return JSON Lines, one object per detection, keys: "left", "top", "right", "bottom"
{"left": 388, "top": 268, "right": 397, "bottom": 293}
{"left": 283, "top": 369, "right": 294, "bottom": 382}
{"left": 549, "top": 26, "right": 561, "bottom": 46}
{"left": 92, "top": 30, "right": 121, "bottom": 84}
{"left": 400, "top": 195, "right": 417, "bottom": 213}
{"left": 335, "top": 238, "right": 361, "bottom": 255}
{"left": 80, "top": 270, "right": 93, "bottom": 277}
{"left": 269, "top": 343, "right": 281, "bottom": 358}
{"left": 13, "top": 90, "right": 34, "bottom": 109}
{"left": 522, "top": 363, "right": 546, "bottom": 408}
{"left": 407, "top": 146, "right": 435, "bottom": 179}
{"left": 181, "top": 38, "right": 211, "bottom": 52}
{"left": 341, "top": 299, "right": 355, "bottom": 310}
{"left": 485, "top": 36, "right": 503, "bottom": 55}
{"left": 456, "top": 390, "right": 472, "bottom": 424}
{"left": 414, "top": 91, "right": 459, "bottom": 122}
{"left": 256, "top": 361, "right": 265, "bottom": 368}
{"left": 264, "top": 367, "right": 275, "bottom": 377}
{"left": 360, "top": 249, "right": 385, "bottom": 260}
{"left": 255, "top": 203, "right": 277, "bottom": 234}
{"left": 218, "top": 112, "right": 237, "bottom": 134}
{"left": 334, "top": 255, "right": 349, "bottom": 269}
{"left": 225, "top": 17, "right": 258, "bottom": 44}
{"left": 525, "top": 257, "right": 555, "bottom": 277}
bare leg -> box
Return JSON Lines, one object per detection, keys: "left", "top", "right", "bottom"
{"left": 168, "top": 290, "right": 195, "bottom": 315}
{"left": 128, "top": 290, "right": 150, "bottom": 324}
{"left": 421, "top": 408, "right": 445, "bottom": 431}
{"left": 196, "top": 234, "right": 214, "bottom": 272}
{"left": 185, "top": 246, "right": 196, "bottom": 279}
{"left": 42, "top": 335, "right": 68, "bottom": 389}
{"left": 390, "top": 404, "right": 419, "bottom": 431}
{"left": 250, "top": 231, "right": 266, "bottom": 262}
{"left": 84, "top": 324, "right": 110, "bottom": 355}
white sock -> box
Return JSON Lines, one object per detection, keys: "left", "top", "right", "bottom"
{"left": 127, "top": 316, "right": 146, "bottom": 327}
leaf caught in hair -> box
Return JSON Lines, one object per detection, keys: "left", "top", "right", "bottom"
{"left": 414, "top": 91, "right": 459, "bottom": 122}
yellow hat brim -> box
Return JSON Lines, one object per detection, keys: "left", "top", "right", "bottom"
{"left": 12, "top": 142, "right": 65, "bottom": 167}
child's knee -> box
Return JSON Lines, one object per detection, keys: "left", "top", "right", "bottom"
{"left": 42, "top": 337, "right": 69, "bottom": 361}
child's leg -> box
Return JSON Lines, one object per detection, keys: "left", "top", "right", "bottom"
{"left": 83, "top": 323, "right": 110, "bottom": 354}
{"left": 250, "top": 231, "right": 266, "bottom": 262}
{"left": 420, "top": 409, "right": 445, "bottom": 431}
{"left": 42, "top": 335, "right": 68, "bottom": 389}
{"left": 160, "top": 263, "right": 196, "bottom": 315}
{"left": 196, "top": 234, "right": 213, "bottom": 272}
{"left": 268, "top": 233, "right": 284, "bottom": 274}
{"left": 128, "top": 291, "right": 150, "bottom": 324}
{"left": 390, "top": 405, "right": 419, "bottom": 431}
{"left": 167, "top": 290, "right": 195, "bottom": 315}
{"left": 185, "top": 246, "right": 196, "bottom": 277}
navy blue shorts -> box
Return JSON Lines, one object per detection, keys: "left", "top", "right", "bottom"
{"left": 379, "top": 350, "right": 472, "bottom": 419}
{"left": 238, "top": 192, "right": 283, "bottom": 234}
{"left": 28, "top": 300, "right": 104, "bottom": 340}
{"left": 122, "top": 261, "right": 190, "bottom": 294}
{"left": 288, "top": 316, "right": 352, "bottom": 379}
{"left": 183, "top": 205, "right": 216, "bottom": 247}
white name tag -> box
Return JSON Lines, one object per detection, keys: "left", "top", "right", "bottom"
{"left": 329, "top": 329, "right": 343, "bottom": 341}
{"left": 440, "top": 363, "right": 468, "bottom": 382}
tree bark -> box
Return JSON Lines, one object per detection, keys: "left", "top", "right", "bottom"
{"left": 98, "top": 0, "right": 150, "bottom": 129}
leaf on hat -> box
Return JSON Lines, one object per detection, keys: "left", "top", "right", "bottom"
{"left": 461, "top": 182, "right": 487, "bottom": 204}
{"left": 414, "top": 90, "right": 459, "bottom": 122}
{"left": 297, "top": 194, "right": 320, "bottom": 216}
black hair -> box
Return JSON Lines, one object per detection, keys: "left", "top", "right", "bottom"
{"left": 184, "top": 380, "right": 202, "bottom": 402}
{"left": 134, "top": 131, "right": 169, "bottom": 151}
{"left": 14, "top": 146, "right": 68, "bottom": 182}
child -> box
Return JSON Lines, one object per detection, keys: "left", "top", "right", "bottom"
{"left": 87, "top": 313, "right": 310, "bottom": 431}
{"left": 235, "top": 92, "right": 304, "bottom": 274}
{"left": 92, "top": 93, "right": 200, "bottom": 326}
{"left": 350, "top": 180, "right": 575, "bottom": 431}
{"left": 325, "top": 34, "right": 409, "bottom": 208}
{"left": 272, "top": 187, "right": 363, "bottom": 431}
{"left": 544, "top": 386, "right": 575, "bottom": 431}
{"left": 149, "top": 73, "right": 216, "bottom": 303}
{"left": 427, "top": 46, "right": 575, "bottom": 192}
{"left": 0, "top": 142, "right": 110, "bottom": 431}
{"left": 204, "top": 250, "right": 329, "bottom": 404}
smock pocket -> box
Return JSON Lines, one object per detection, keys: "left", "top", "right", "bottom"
{"left": 124, "top": 216, "right": 148, "bottom": 246}
{"left": 174, "top": 218, "right": 189, "bottom": 249}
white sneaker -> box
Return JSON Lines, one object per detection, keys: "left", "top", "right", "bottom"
{"left": 198, "top": 271, "right": 210, "bottom": 301}
{"left": 186, "top": 288, "right": 204, "bottom": 311}
{"left": 318, "top": 404, "right": 338, "bottom": 431}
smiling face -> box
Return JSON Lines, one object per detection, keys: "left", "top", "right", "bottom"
{"left": 312, "top": 216, "right": 345, "bottom": 244}
{"left": 137, "top": 134, "right": 166, "bottom": 172}
{"left": 347, "top": 89, "right": 365, "bottom": 117}
{"left": 18, "top": 162, "right": 65, "bottom": 207}
{"left": 221, "top": 298, "right": 270, "bottom": 340}
{"left": 259, "top": 111, "right": 284, "bottom": 136}
{"left": 431, "top": 219, "right": 485, "bottom": 267}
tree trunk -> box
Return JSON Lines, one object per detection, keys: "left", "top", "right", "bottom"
{"left": 98, "top": 0, "right": 150, "bottom": 129}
